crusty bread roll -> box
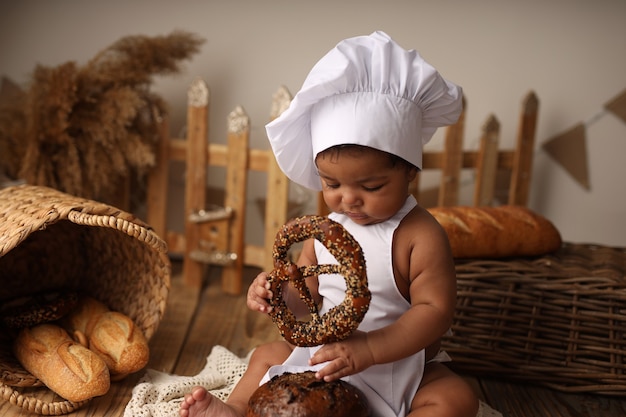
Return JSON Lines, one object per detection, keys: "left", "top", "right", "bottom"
{"left": 13, "top": 323, "right": 110, "bottom": 402}
{"left": 61, "top": 297, "right": 149, "bottom": 380}
{"left": 427, "top": 205, "right": 562, "bottom": 258}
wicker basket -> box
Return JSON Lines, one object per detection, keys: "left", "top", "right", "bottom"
{"left": 0, "top": 184, "right": 171, "bottom": 415}
{"left": 443, "top": 242, "right": 626, "bottom": 395}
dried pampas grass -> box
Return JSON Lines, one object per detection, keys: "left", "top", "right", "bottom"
{"left": 0, "top": 30, "right": 204, "bottom": 202}
{"left": 0, "top": 77, "right": 27, "bottom": 180}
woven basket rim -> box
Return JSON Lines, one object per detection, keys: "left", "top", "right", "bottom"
{"left": 0, "top": 184, "right": 167, "bottom": 258}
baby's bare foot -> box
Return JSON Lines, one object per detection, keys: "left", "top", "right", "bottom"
{"left": 179, "top": 386, "right": 243, "bottom": 417}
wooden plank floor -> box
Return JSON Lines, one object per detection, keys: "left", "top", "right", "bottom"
{"left": 2, "top": 261, "right": 625, "bottom": 417}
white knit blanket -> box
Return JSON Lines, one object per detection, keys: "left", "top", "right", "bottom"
{"left": 124, "top": 345, "right": 502, "bottom": 417}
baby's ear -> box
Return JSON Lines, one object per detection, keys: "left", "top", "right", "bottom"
{"left": 407, "top": 166, "right": 419, "bottom": 181}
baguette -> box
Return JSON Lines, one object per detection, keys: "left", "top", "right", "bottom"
{"left": 13, "top": 323, "right": 110, "bottom": 402}
{"left": 427, "top": 205, "right": 562, "bottom": 258}
{"left": 61, "top": 297, "right": 149, "bottom": 380}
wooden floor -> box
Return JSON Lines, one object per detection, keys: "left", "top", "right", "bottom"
{"left": 2, "top": 261, "right": 625, "bottom": 417}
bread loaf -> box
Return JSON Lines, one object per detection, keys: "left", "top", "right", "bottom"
{"left": 61, "top": 297, "right": 149, "bottom": 380}
{"left": 427, "top": 205, "right": 562, "bottom": 258}
{"left": 13, "top": 323, "right": 110, "bottom": 402}
{"left": 247, "top": 371, "right": 370, "bottom": 417}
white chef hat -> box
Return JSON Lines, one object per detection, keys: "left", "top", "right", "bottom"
{"left": 266, "top": 31, "right": 463, "bottom": 190}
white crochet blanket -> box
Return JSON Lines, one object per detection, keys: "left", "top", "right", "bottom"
{"left": 124, "top": 345, "right": 502, "bottom": 417}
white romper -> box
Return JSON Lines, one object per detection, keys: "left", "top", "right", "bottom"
{"left": 262, "top": 195, "right": 424, "bottom": 417}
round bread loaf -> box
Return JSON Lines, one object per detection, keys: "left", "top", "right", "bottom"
{"left": 247, "top": 371, "right": 370, "bottom": 417}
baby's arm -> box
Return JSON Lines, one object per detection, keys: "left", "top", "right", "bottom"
{"left": 366, "top": 218, "right": 456, "bottom": 364}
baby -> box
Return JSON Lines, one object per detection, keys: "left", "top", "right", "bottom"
{"left": 181, "top": 31, "right": 478, "bottom": 417}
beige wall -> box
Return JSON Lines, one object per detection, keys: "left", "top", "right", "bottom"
{"left": 2, "top": 0, "right": 625, "bottom": 247}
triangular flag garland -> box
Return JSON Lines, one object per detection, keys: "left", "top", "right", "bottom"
{"left": 542, "top": 123, "right": 590, "bottom": 190}
{"left": 604, "top": 88, "right": 626, "bottom": 124}
{"left": 541, "top": 87, "right": 626, "bottom": 191}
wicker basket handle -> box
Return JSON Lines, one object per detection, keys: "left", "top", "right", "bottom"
{"left": 0, "top": 381, "right": 89, "bottom": 415}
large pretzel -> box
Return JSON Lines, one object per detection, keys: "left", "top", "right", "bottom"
{"left": 267, "top": 215, "right": 370, "bottom": 347}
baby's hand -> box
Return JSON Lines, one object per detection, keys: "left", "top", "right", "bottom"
{"left": 247, "top": 272, "right": 273, "bottom": 313}
{"left": 308, "top": 331, "right": 375, "bottom": 381}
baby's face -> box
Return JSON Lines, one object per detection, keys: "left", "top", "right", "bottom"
{"left": 316, "top": 147, "right": 416, "bottom": 225}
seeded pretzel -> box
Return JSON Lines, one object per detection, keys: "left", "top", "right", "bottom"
{"left": 267, "top": 215, "right": 370, "bottom": 347}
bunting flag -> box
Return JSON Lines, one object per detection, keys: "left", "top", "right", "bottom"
{"left": 541, "top": 87, "right": 626, "bottom": 191}
{"left": 604, "top": 88, "right": 626, "bottom": 124}
{"left": 542, "top": 123, "right": 590, "bottom": 190}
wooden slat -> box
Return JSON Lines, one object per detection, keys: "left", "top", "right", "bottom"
{"left": 422, "top": 150, "right": 515, "bottom": 172}
{"left": 146, "top": 113, "right": 170, "bottom": 239}
{"left": 168, "top": 139, "right": 272, "bottom": 172}
{"left": 260, "top": 87, "right": 292, "bottom": 271}
{"left": 438, "top": 96, "right": 466, "bottom": 206}
{"left": 168, "top": 137, "right": 187, "bottom": 161}
{"left": 473, "top": 114, "right": 500, "bottom": 206}
{"left": 244, "top": 244, "right": 265, "bottom": 269}
{"left": 508, "top": 91, "right": 539, "bottom": 205}
{"left": 421, "top": 152, "right": 445, "bottom": 168}
{"left": 198, "top": 217, "right": 230, "bottom": 262}
{"left": 220, "top": 106, "right": 250, "bottom": 295}
{"left": 462, "top": 150, "right": 515, "bottom": 170}
{"left": 182, "top": 78, "right": 210, "bottom": 287}
{"left": 165, "top": 230, "right": 186, "bottom": 254}
{"left": 248, "top": 148, "right": 271, "bottom": 172}
{"left": 317, "top": 192, "right": 330, "bottom": 216}
{"left": 263, "top": 155, "right": 288, "bottom": 271}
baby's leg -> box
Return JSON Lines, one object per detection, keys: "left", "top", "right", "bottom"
{"left": 180, "top": 387, "right": 238, "bottom": 417}
{"left": 408, "top": 362, "right": 479, "bottom": 417}
{"left": 180, "top": 341, "right": 293, "bottom": 417}
{"left": 226, "top": 341, "right": 293, "bottom": 411}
